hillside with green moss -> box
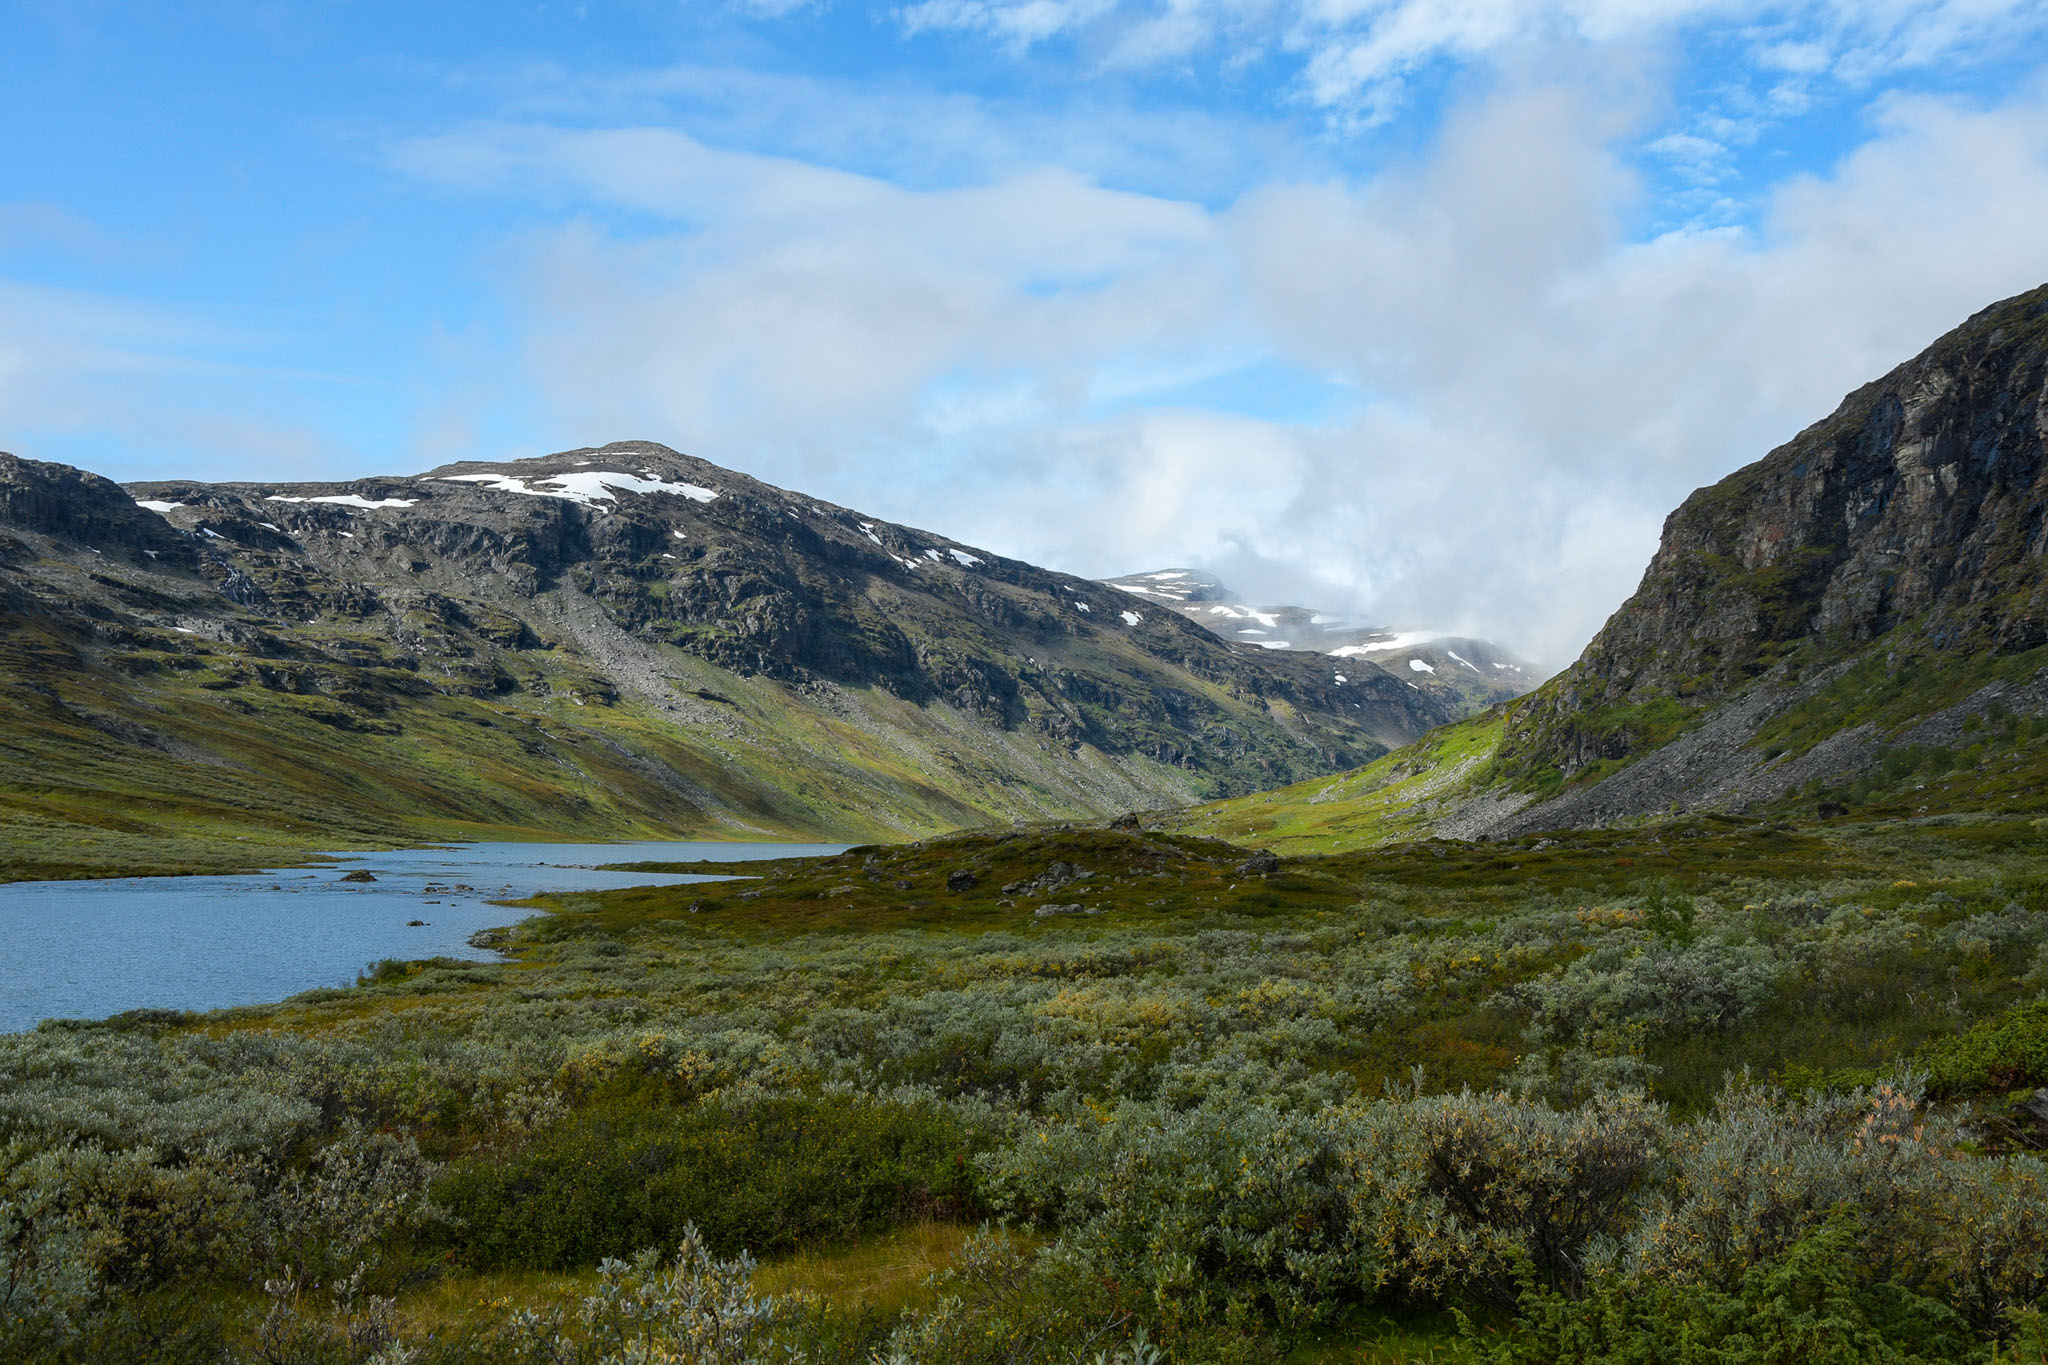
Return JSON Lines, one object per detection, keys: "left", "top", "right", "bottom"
{"left": 0, "top": 444, "right": 1457, "bottom": 879}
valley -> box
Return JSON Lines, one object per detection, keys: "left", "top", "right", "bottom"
{"left": 7, "top": 283, "right": 2048, "bottom": 1365}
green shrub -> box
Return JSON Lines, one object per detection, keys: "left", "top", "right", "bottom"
{"left": 436, "top": 1090, "right": 983, "bottom": 1270}
{"left": 1348, "top": 1088, "right": 1664, "bottom": 1304}
{"left": 1472, "top": 1219, "right": 1980, "bottom": 1364}
{"left": 1925, "top": 1003, "right": 2048, "bottom": 1097}
{"left": 874, "top": 1228, "right": 1128, "bottom": 1365}
{"left": 981, "top": 1101, "right": 1368, "bottom": 1338}
{"left": 1628, "top": 1077, "right": 2048, "bottom": 1332}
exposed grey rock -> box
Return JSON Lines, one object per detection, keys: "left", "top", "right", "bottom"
{"left": 1032, "top": 902, "right": 1098, "bottom": 917}
{"left": 1003, "top": 860, "right": 1090, "bottom": 896}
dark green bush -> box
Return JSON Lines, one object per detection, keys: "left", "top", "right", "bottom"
{"left": 435, "top": 1089, "right": 984, "bottom": 1270}
{"left": 1925, "top": 1003, "right": 2048, "bottom": 1097}
{"left": 1472, "top": 1221, "right": 1981, "bottom": 1364}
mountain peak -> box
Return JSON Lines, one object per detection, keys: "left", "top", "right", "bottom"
{"left": 1100, "top": 567, "right": 1540, "bottom": 712}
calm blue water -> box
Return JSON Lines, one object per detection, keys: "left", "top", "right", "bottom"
{"left": 0, "top": 840, "right": 844, "bottom": 1032}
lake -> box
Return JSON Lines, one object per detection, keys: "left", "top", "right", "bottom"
{"left": 0, "top": 840, "right": 844, "bottom": 1032}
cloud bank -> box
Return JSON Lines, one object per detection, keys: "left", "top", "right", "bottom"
{"left": 7, "top": 4, "right": 2046, "bottom": 670}
{"left": 393, "top": 69, "right": 2048, "bottom": 666}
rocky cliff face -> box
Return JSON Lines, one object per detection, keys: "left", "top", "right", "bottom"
{"left": 0, "top": 442, "right": 1456, "bottom": 867}
{"left": 1499, "top": 283, "right": 2048, "bottom": 785}
{"left": 1176, "top": 281, "right": 2048, "bottom": 850}
{"left": 0, "top": 459, "right": 195, "bottom": 570}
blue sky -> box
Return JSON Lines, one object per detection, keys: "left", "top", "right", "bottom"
{"left": 6, "top": 1, "right": 2048, "bottom": 661}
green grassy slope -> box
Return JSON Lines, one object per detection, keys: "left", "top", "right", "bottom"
{"left": 0, "top": 602, "right": 1224, "bottom": 880}
{"left": 1172, "top": 659, "right": 2048, "bottom": 856}
{"left": 1164, "top": 709, "right": 1509, "bottom": 853}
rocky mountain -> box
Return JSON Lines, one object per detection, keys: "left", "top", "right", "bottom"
{"left": 0, "top": 442, "right": 1454, "bottom": 877}
{"left": 1176, "top": 281, "right": 2048, "bottom": 849}
{"left": 1098, "top": 568, "right": 1537, "bottom": 714}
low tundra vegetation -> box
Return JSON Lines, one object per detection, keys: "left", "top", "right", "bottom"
{"left": 7, "top": 818, "right": 2048, "bottom": 1362}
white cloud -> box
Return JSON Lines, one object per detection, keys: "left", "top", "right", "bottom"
{"left": 461, "top": 60, "right": 1317, "bottom": 202}
{"left": 396, "top": 122, "right": 1229, "bottom": 458}
{"left": 887, "top": 0, "right": 2048, "bottom": 115}
{"left": 898, "top": 0, "right": 1124, "bottom": 49}
{"left": 394, "top": 71, "right": 2048, "bottom": 668}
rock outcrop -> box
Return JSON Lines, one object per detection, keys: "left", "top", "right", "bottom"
{"left": 1178, "top": 281, "right": 2048, "bottom": 850}
{"left": 1499, "top": 282, "right": 2048, "bottom": 787}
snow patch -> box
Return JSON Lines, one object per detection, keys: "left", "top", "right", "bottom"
{"left": 258, "top": 522, "right": 281, "bottom": 532}
{"left": 200, "top": 527, "right": 225, "bottom": 540}
{"left": 1408, "top": 658, "right": 1435, "bottom": 673}
{"left": 135, "top": 499, "right": 183, "bottom": 515}
{"left": 948, "top": 549, "right": 981, "bottom": 567}
{"left": 1074, "top": 601, "right": 1092, "bottom": 613}
{"left": 1329, "top": 630, "right": 1436, "bottom": 657}
{"left": 267, "top": 493, "right": 419, "bottom": 510}
{"left": 1205, "top": 603, "right": 1280, "bottom": 627}
{"left": 924, "top": 548, "right": 943, "bottom": 562}
{"left": 542, "top": 471, "right": 718, "bottom": 504}
{"left": 438, "top": 470, "right": 716, "bottom": 506}
{"left": 1256, "top": 640, "right": 1292, "bottom": 649}
{"left": 1446, "top": 649, "right": 1480, "bottom": 672}
{"left": 1120, "top": 610, "right": 1141, "bottom": 626}
{"left": 1334, "top": 673, "right": 1348, "bottom": 683}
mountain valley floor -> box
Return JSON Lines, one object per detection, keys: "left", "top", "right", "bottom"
{"left": 9, "top": 799, "right": 2048, "bottom": 1363}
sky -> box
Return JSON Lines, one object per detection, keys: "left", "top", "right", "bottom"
{"left": 4, "top": 2, "right": 2048, "bottom": 667}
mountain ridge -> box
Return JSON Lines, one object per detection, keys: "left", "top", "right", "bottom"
{"left": 0, "top": 441, "right": 1457, "bottom": 878}
{"left": 1096, "top": 566, "right": 1538, "bottom": 714}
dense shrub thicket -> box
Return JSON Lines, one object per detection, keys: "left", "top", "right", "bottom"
{"left": 438, "top": 1089, "right": 982, "bottom": 1269}
{"left": 8, "top": 820, "right": 2048, "bottom": 1361}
